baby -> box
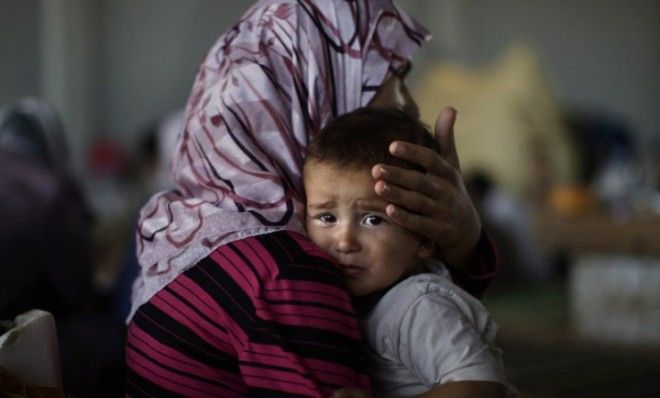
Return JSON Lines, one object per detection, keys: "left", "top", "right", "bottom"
{"left": 303, "top": 107, "right": 516, "bottom": 397}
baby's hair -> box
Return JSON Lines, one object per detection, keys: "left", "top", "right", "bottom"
{"left": 306, "top": 107, "right": 440, "bottom": 172}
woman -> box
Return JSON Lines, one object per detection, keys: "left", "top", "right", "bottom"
{"left": 0, "top": 97, "right": 94, "bottom": 320}
{"left": 126, "top": 1, "right": 495, "bottom": 396}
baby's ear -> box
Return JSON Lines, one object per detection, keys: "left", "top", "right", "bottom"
{"left": 416, "top": 238, "right": 434, "bottom": 259}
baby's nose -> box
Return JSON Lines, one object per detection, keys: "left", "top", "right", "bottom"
{"left": 334, "top": 225, "right": 361, "bottom": 254}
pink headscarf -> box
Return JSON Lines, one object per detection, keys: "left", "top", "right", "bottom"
{"left": 130, "top": 0, "right": 429, "bottom": 320}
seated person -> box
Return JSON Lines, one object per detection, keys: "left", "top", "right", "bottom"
{"left": 127, "top": 1, "right": 498, "bottom": 395}
{"left": 0, "top": 98, "right": 125, "bottom": 397}
{"left": 303, "top": 107, "right": 517, "bottom": 397}
{"left": 0, "top": 98, "right": 94, "bottom": 320}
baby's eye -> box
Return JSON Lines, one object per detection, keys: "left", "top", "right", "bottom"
{"left": 363, "top": 215, "right": 384, "bottom": 226}
{"left": 316, "top": 213, "right": 336, "bottom": 224}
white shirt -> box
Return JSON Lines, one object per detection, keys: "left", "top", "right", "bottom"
{"left": 361, "top": 270, "right": 515, "bottom": 397}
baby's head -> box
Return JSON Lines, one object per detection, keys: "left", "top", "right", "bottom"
{"left": 303, "top": 107, "right": 440, "bottom": 296}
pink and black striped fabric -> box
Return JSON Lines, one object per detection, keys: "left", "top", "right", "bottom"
{"left": 130, "top": 0, "right": 429, "bottom": 320}
{"left": 126, "top": 230, "right": 370, "bottom": 396}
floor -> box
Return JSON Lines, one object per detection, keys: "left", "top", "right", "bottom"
{"left": 484, "top": 282, "right": 660, "bottom": 397}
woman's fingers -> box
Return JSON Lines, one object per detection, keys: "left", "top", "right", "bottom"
{"left": 373, "top": 164, "right": 435, "bottom": 199}
{"left": 372, "top": 163, "right": 457, "bottom": 200}
{"left": 384, "top": 203, "right": 452, "bottom": 243}
{"left": 385, "top": 106, "right": 460, "bottom": 176}
{"left": 433, "top": 106, "right": 461, "bottom": 171}
{"left": 374, "top": 178, "right": 440, "bottom": 215}
{"left": 387, "top": 141, "right": 453, "bottom": 177}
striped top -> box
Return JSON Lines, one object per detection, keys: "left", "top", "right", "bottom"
{"left": 126, "top": 231, "right": 370, "bottom": 397}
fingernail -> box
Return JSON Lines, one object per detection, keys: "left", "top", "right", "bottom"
{"left": 386, "top": 204, "right": 397, "bottom": 216}
{"left": 390, "top": 142, "right": 404, "bottom": 156}
{"left": 376, "top": 182, "right": 390, "bottom": 194}
{"left": 376, "top": 166, "right": 387, "bottom": 178}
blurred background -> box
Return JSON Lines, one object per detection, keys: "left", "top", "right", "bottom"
{"left": 1, "top": 0, "right": 659, "bottom": 396}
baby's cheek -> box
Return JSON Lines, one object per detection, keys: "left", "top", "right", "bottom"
{"left": 307, "top": 228, "right": 329, "bottom": 250}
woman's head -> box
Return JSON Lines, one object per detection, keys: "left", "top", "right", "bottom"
{"left": 0, "top": 98, "right": 69, "bottom": 172}
{"left": 0, "top": 113, "right": 51, "bottom": 166}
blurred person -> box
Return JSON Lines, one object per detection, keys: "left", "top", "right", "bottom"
{"left": 468, "top": 171, "right": 551, "bottom": 283}
{"left": 0, "top": 97, "right": 94, "bottom": 320}
{"left": 0, "top": 97, "right": 125, "bottom": 397}
{"left": 305, "top": 108, "right": 514, "bottom": 397}
{"left": 126, "top": 1, "right": 496, "bottom": 396}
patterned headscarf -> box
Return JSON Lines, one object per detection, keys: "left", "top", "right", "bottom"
{"left": 130, "top": 0, "right": 429, "bottom": 320}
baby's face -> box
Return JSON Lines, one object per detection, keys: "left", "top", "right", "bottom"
{"left": 303, "top": 160, "right": 430, "bottom": 296}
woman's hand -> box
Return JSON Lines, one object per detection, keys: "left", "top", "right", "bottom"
{"left": 372, "top": 107, "right": 481, "bottom": 269}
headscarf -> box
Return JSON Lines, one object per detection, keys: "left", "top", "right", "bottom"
{"left": 131, "top": 0, "right": 429, "bottom": 320}
{"left": 0, "top": 97, "right": 70, "bottom": 173}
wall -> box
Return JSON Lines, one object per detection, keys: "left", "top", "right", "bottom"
{"left": 404, "top": 0, "right": 660, "bottom": 171}
{"left": 97, "top": 0, "right": 245, "bottom": 147}
{"left": 1, "top": 0, "right": 659, "bottom": 179}
{"left": 0, "top": 0, "right": 40, "bottom": 105}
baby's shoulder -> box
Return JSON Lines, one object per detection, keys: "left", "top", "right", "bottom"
{"left": 370, "top": 274, "right": 448, "bottom": 319}
{"left": 395, "top": 272, "right": 469, "bottom": 304}
{"left": 374, "top": 272, "right": 489, "bottom": 328}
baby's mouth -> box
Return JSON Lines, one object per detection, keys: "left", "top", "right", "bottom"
{"left": 339, "top": 264, "right": 365, "bottom": 277}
